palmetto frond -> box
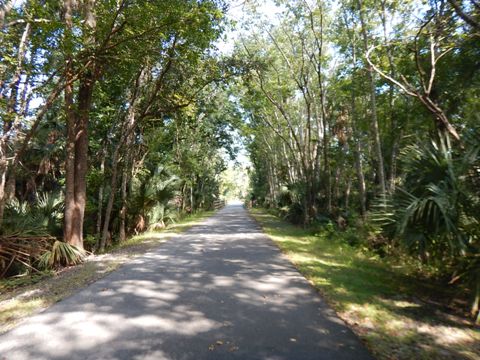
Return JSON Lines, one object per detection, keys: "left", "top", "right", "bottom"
{"left": 379, "top": 133, "right": 476, "bottom": 259}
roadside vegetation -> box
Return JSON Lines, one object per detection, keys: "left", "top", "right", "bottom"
{"left": 238, "top": 0, "right": 480, "bottom": 325}
{"left": 0, "top": 210, "right": 213, "bottom": 334}
{"left": 1, "top": 1, "right": 238, "bottom": 283}
{"left": 251, "top": 208, "right": 480, "bottom": 360}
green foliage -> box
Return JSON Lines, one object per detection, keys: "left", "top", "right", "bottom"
{"left": 371, "top": 132, "right": 480, "bottom": 319}
{"left": 236, "top": 0, "right": 480, "bottom": 321}
{"left": 276, "top": 186, "right": 306, "bottom": 224}
{"left": 251, "top": 208, "right": 480, "bottom": 359}
{"left": 0, "top": 190, "right": 81, "bottom": 276}
{"left": 130, "top": 166, "right": 180, "bottom": 229}
{"left": 2, "top": 192, "right": 64, "bottom": 237}
{"left": 38, "top": 241, "right": 86, "bottom": 269}
{"left": 385, "top": 134, "right": 479, "bottom": 263}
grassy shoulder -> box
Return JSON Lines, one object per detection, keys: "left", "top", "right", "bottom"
{"left": 250, "top": 208, "right": 479, "bottom": 360}
{"left": 0, "top": 210, "right": 214, "bottom": 334}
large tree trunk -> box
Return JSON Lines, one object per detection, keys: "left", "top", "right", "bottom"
{"left": 64, "top": 75, "right": 94, "bottom": 249}
{"left": 72, "top": 76, "right": 93, "bottom": 247}
{"left": 63, "top": 0, "right": 96, "bottom": 249}
{"left": 63, "top": 1, "right": 78, "bottom": 247}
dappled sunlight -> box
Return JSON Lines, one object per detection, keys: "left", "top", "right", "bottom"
{"left": 340, "top": 298, "right": 480, "bottom": 359}
{"left": 0, "top": 204, "right": 371, "bottom": 360}
{"left": 292, "top": 254, "right": 347, "bottom": 269}
{"left": 417, "top": 324, "right": 473, "bottom": 345}
{"left": 251, "top": 209, "right": 480, "bottom": 360}
{"left": 0, "top": 298, "right": 45, "bottom": 327}
{"left": 377, "top": 298, "right": 421, "bottom": 309}
{"left": 270, "top": 235, "right": 310, "bottom": 245}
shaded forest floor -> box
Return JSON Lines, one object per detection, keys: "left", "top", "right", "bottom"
{"left": 0, "top": 211, "right": 213, "bottom": 334}
{"left": 250, "top": 208, "right": 479, "bottom": 360}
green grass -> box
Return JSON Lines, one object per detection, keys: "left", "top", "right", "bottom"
{"left": 0, "top": 209, "right": 214, "bottom": 334}
{"left": 250, "top": 208, "right": 480, "bottom": 360}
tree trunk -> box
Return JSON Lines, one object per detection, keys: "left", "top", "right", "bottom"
{"left": 334, "top": 166, "right": 342, "bottom": 206}
{"left": 181, "top": 183, "right": 186, "bottom": 212}
{"left": 346, "top": 14, "right": 367, "bottom": 218}
{"left": 345, "top": 176, "right": 351, "bottom": 211}
{"left": 354, "top": 135, "right": 367, "bottom": 218}
{"left": 98, "top": 98, "right": 138, "bottom": 251}
{"left": 98, "top": 145, "right": 120, "bottom": 252}
{"left": 118, "top": 158, "right": 129, "bottom": 242}
{"left": 0, "top": 22, "right": 31, "bottom": 226}
{"left": 63, "top": 0, "right": 96, "bottom": 249}
{"left": 0, "top": 158, "right": 7, "bottom": 227}
{"left": 190, "top": 185, "right": 194, "bottom": 212}
{"left": 357, "top": 0, "right": 387, "bottom": 197}
{"left": 64, "top": 73, "right": 94, "bottom": 249}
{"left": 63, "top": 0, "right": 77, "bottom": 246}
{"left": 96, "top": 148, "right": 106, "bottom": 238}
{"left": 379, "top": 0, "right": 399, "bottom": 193}
{"left": 323, "top": 117, "right": 332, "bottom": 213}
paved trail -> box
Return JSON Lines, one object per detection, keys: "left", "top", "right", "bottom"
{"left": 0, "top": 204, "right": 373, "bottom": 360}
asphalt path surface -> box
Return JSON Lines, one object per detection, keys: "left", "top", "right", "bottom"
{"left": 0, "top": 204, "right": 373, "bottom": 360}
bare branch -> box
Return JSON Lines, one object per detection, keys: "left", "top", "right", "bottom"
{"left": 366, "top": 46, "right": 417, "bottom": 96}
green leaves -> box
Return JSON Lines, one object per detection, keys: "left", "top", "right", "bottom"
{"left": 38, "top": 241, "right": 86, "bottom": 269}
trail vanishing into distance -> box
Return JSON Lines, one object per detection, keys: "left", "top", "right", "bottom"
{"left": 0, "top": 205, "right": 372, "bottom": 360}
{"left": 1, "top": 1, "right": 479, "bottom": 359}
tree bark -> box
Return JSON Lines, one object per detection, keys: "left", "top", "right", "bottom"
{"left": 350, "top": 47, "right": 367, "bottom": 217}
{"left": 354, "top": 132, "right": 367, "bottom": 218}
{"left": 63, "top": 0, "right": 77, "bottom": 246}
{"left": 63, "top": 0, "right": 96, "bottom": 249}
{"left": 0, "top": 21, "right": 31, "bottom": 226}
{"left": 118, "top": 154, "right": 130, "bottom": 242}
{"left": 98, "top": 89, "right": 139, "bottom": 252}
{"left": 98, "top": 144, "right": 120, "bottom": 251}
{"left": 345, "top": 176, "right": 351, "bottom": 211}
{"left": 379, "top": 0, "right": 400, "bottom": 192}
{"left": 96, "top": 148, "right": 105, "bottom": 238}
{"left": 357, "top": 0, "right": 387, "bottom": 197}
